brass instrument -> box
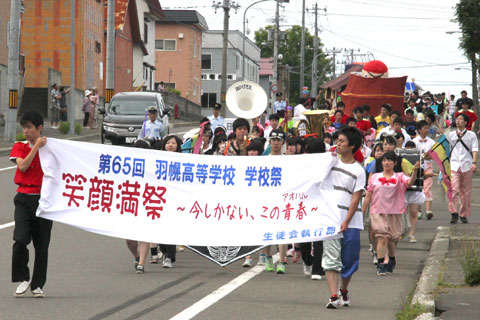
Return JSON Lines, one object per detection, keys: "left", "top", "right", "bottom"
{"left": 294, "top": 110, "right": 330, "bottom": 138}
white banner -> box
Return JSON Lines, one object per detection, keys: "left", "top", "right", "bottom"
{"left": 37, "top": 139, "right": 342, "bottom": 246}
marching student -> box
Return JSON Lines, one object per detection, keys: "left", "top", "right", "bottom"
{"left": 447, "top": 113, "right": 478, "bottom": 224}
{"left": 412, "top": 121, "right": 436, "bottom": 220}
{"left": 263, "top": 128, "right": 289, "bottom": 274}
{"left": 10, "top": 111, "right": 51, "bottom": 298}
{"left": 322, "top": 127, "right": 365, "bottom": 309}
{"left": 374, "top": 104, "right": 391, "bottom": 136}
{"left": 363, "top": 151, "right": 420, "bottom": 276}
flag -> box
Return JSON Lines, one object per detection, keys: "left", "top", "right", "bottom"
{"left": 426, "top": 134, "right": 452, "bottom": 200}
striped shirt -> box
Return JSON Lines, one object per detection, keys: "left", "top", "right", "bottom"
{"left": 330, "top": 158, "right": 366, "bottom": 229}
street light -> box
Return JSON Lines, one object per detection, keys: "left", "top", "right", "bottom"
{"left": 242, "top": 0, "right": 274, "bottom": 81}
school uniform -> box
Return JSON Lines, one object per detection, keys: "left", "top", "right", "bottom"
{"left": 412, "top": 136, "right": 435, "bottom": 202}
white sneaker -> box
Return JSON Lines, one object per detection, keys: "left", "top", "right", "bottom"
{"left": 326, "top": 298, "right": 342, "bottom": 309}
{"left": 286, "top": 248, "right": 294, "bottom": 257}
{"left": 257, "top": 254, "right": 267, "bottom": 266}
{"left": 338, "top": 290, "right": 350, "bottom": 307}
{"left": 32, "top": 287, "right": 45, "bottom": 298}
{"left": 373, "top": 253, "right": 378, "bottom": 265}
{"left": 242, "top": 256, "right": 253, "bottom": 267}
{"left": 163, "top": 257, "right": 172, "bottom": 268}
{"left": 303, "top": 264, "right": 312, "bottom": 276}
{"left": 14, "top": 281, "right": 30, "bottom": 297}
{"left": 409, "top": 235, "right": 417, "bottom": 243}
{"left": 311, "top": 274, "right": 323, "bottom": 280}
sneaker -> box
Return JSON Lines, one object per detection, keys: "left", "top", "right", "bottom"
{"left": 150, "top": 255, "right": 159, "bottom": 264}
{"left": 450, "top": 213, "right": 459, "bottom": 224}
{"left": 276, "top": 262, "right": 286, "bottom": 274}
{"left": 326, "top": 296, "right": 342, "bottom": 309}
{"left": 417, "top": 211, "right": 423, "bottom": 219}
{"left": 338, "top": 290, "right": 350, "bottom": 307}
{"left": 368, "top": 243, "right": 373, "bottom": 252}
{"left": 426, "top": 211, "right": 433, "bottom": 220}
{"left": 265, "top": 257, "right": 274, "bottom": 272}
{"left": 311, "top": 274, "right": 323, "bottom": 280}
{"left": 376, "top": 263, "right": 387, "bottom": 276}
{"left": 303, "top": 263, "right": 312, "bottom": 276}
{"left": 32, "top": 287, "right": 45, "bottom": 298}
{"left": 409, "top": 235, "right": 417, "bottom": 243}
{"left": 134, "top": 258, "right": 140, "bottom": 270}
{"left": 292, "top": 250, "right": 301, "bottom": 263}
{"left": 14, "top": 281, "right": 30, "bottom": 297}
{"left": 242, "top": 256, "right": 253, "bottom": 267}
{"left": 135, "top": 264, "right": 145, "bottom": 274}
{"left": 163, "top": 257, "right": 173, "bottom": 268}
{"left": 372, "top": 253, "right": 378, "bottom": 265}
{"left": 286, "top": 248, "right": 294, "bottom": 257}
{"left": 386, "top": 260, "right": 396, "bottom": 274}
{"left": 460, "top": 216, "right": 468, "bottom": 224}
{"left": 257, "top": 253, "right": 267, "bottom": 266}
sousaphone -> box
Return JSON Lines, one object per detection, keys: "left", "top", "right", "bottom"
{"left": 226, "top": 81, "right": 268, "bottom": 119}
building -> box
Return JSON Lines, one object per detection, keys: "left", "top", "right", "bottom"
{"left": 20, "top": 0, "right": 105, "bottom": 117}
{"left": 0, "top": 0, "right": 12, "bottom": 118}
{"left": 106, "top": 0, "right": 145, "bottom": 94}
{"left": 201, "top": 30, "right": 261, "bottom": 109}
{"left": 133, "top": 0, "right": 164, "bottom": 91}
{"left": 257, "top": 57, "right": 290, "bottom": 109}
{"left": 155, "top": 10, "right": 208, "bottom": 104}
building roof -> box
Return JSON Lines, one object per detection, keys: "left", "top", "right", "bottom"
{"left": 320, "top": 64, "right": 363, "bottom": 91}
{"left": 160, "top": 10, "right": 208, "bottom": 31}
{"left": 259, "top": 58, "right": 274, "bottom": 76}
{"left": 145, "top": 0, "right": 165, "bottom": 21}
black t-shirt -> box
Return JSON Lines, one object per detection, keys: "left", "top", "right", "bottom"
{"left": 60, "top": 92, "right": 67, "bottom": 108}
{"left": 456, "top": 97, "right": 474, "bottom": 109}
{"left": 404, "top": 121, "right": 417, "bottom": 138}
{"left": 368, "top": 115, "right": 378, "bottom": 130}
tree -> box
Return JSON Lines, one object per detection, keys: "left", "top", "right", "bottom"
{"left": 455, "top": 0, "right": 480, "bottom": 115}
{"left": 255, "top": 25, "right": 331, "bottom": 104}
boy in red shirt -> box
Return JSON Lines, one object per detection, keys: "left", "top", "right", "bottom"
{"left": 9, "top": 111, "right": 51, "bottom": 298}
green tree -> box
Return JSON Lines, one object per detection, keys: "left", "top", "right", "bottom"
{"left": 455, "top": 0, "right": 480, "bottom": 114}
{"left": 255, "top": 25, "right": 331, "bottom": 104}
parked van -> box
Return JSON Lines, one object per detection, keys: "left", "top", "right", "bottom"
{"left": 99, "top": 92, "right": 170, "bottom": 145}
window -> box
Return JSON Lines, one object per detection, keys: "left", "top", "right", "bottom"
{"left": 201, "top": 74, "right": 207, "bottom": 80}
{"left": 155, "top": 39, "right": 176, "bottom": 51}
{"left": 202, "top": 54, "right": 212, "bottom": 69}
{"left": 193, "top": 83, "right": 196, "bottom": 96}
{"left": 164, "top": 82, "right": 176, "bottom": 89}
{"left": 144, "top": 23, "right": 148, "bottom": 43}
{"left": 201, "top": 92, "right": 217, "bottom": 108}
{"left": 193, "top": 40, "right": 196, "bottom": 58}
{"left": 209, "top": 74, "right": 215, "bottom": 80}
{"left": 95, "top": 41, "right": 101, "bottom": 53}
{"left": 198, "top": 44, "right": 201, "bottom": 61}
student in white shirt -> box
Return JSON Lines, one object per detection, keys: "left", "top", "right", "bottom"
{"left": 447, "top": 113, "right": 478, "bottom": 224}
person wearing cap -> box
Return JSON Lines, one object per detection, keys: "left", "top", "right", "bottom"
{"left": 138, "top": 106, "right": 164, "bottom": 141}
{"left": 82, "top": 90, "right": 94, "bottom": 129}
{"left": 262, "top": 128, "right": 289, "bottom": 274}
{"left": 208, "top": 103, "right": 225, "bottom": 133}
{"left": 273, "top": 92, "right": 286, "bottom": 114}
{"left": 302, "top": 90, "right": 315, "bottom": 109}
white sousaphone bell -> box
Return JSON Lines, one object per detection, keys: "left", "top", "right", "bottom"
{"left": 226, "top": 81, "right": 268, "bottom": 119}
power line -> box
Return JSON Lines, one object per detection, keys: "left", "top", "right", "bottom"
{"left": 321, "top": 13, "right": 450, "bottom": 20}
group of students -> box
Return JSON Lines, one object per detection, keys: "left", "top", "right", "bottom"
{"left": 9, "top": 89, "right": 478, "bottom": 309}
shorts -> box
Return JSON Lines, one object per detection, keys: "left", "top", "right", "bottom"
{"left": 322, "top": 228, "right": 361, "bottom": 279}
{"left": 51, "top": 107, "right": 60, "bottom": 123}
{"left": 405, "top": 190, "right": 425, "bottom": 205}
{"left": 371, "top": 213, "right": 403, "bottom": 240}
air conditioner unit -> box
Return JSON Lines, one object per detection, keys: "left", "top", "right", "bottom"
{"left": 178, "top": 33, "right": 184, "bottom": 39}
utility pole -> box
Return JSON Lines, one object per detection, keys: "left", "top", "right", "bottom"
{"left": 105, "top": 0, "right": 115, "bottom": 105}
{"left": 272, "top": 0, "right": 280, "bottom": 113}
{"left": 324, "top": 47, "right": 342, "bottom": 78}
{"left": 300, "top": 0, "right": 305, "bottom": 93}
{"left": 213, "top": 0, "right": 239, "bottom": 117}
{"left": 68, "top": 0, "right": 76, "bottom": 134}
{"left": 4, "top": 0, "right": 21, "bottom": 142}
{"left": 311, "top": 3, "right": 318, "bottom": 101}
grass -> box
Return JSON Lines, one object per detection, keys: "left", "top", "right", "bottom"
{"left": 58, "top": 121, "right": 70, "bottom": 134}
{"left": 461, "top": 240, "right": 480, "bottom": 286}
{"left": 396, "top": 288, "right": 430, "bottom": 320}
{"left": 74, "top": 122, "right": 82, "bottom": 135}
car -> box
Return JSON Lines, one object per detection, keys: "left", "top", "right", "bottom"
{"left": 99, "top": 92, "right": 170, "bottom": 145}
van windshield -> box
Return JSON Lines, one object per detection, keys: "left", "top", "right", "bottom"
{"left": 108, "top": 97, "right": 158, "bottom": 115}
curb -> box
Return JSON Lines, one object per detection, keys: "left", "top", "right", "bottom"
{"left": 413, "top": 226, "right": 450, "bottom": 320}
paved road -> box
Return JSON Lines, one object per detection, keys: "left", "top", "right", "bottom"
{"left": 0, "top": 133, "right": 473, "bottom": 319}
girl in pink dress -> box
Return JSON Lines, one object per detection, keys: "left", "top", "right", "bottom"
{"left": 362, "top": 151, "right": 420, "bottom": 276}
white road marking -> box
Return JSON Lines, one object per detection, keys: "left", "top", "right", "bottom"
{"left": 0, "top": 222, "right": 15, "bottom": 230}
{"left": 0, "top": 166, "right": 16, "bottom": 172}
{"left": 170, "top": 254, "right": 279, "bottom": 320}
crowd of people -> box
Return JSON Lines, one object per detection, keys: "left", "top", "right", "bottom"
{"left": 8, "top": 88, "right": 478, "bottom": 309}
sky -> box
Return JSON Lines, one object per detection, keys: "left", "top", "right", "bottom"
{"left": 160, "top": 0, "right": 474, "bottom": 98}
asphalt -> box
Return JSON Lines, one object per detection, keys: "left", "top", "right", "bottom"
{"left": 0, "top": 119, "right": 198, "bottom": 157}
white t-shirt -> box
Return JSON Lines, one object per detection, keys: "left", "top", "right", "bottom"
{"left": 378, "top": 126, "right": 412, "bottom": 147}
{"left": 412, "top": 136, "right": 435, "bottom": 167}
{"left": 329, "top": 157, "right": 366, "bottom": 229}
{"left": 294, "top": 104, "right": 307, "bottom": 120}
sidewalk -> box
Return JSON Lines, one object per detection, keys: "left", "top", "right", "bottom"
{"left": 0, "top": 119, "right": 198, "bottom": 156}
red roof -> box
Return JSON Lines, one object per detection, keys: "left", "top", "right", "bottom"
{"left": 259, "top": 58, "right": 274, "bottom": 76}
